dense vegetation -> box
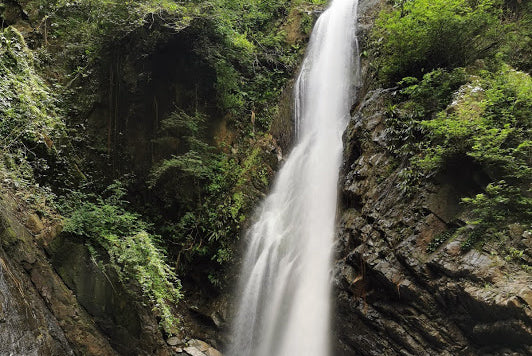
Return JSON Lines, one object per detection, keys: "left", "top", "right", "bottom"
{"left": 0, "top": 26, "right": 67, "bottom": 214}
{"left": 372, "top": 0, "right": 531, "bottom": 259}
{"left": 0, "top": 22, "right": 182, "bottom": 331}
{"left": 1, "top": 0, "right": 530, "bottom": 335}
{"left": 0, "top": 0, "right": 325, "bottom": 332}
{"left": 61, "top": 182, "right": 182, "bottom": 333}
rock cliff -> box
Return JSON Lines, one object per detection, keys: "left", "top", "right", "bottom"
{"left": 0, "top": 194, "right": 116, "bottom": 355}
{"left": 333, "top": 86, "right": 531, "bottom": 355}
{"left": 332, "top": 2, "right": 531, "bottom": 354}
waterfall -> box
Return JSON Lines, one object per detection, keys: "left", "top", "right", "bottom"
{"left": 228, "top": 0, "right": 359, "bottom": 355}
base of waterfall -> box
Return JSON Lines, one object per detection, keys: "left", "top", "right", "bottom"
{"left": 171, "top": 339, "right": 222, "bottom": 356}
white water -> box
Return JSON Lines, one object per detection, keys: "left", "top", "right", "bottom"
{"left": 228, "top": 0, "right": 359, "bottom": 355}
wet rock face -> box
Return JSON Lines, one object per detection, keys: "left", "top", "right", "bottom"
{"left": 83, "top": 17, "right": 219, "bottom": 181}
{"left": 333, "top": 73, "right": 532, "bottom": 356}
{"left": 0, "top": 197, "right": 117, "bottom": 356}
{"left": 48, "top": 234, "right": 170, "bottom": 356}
{"left": 0, "top": 193, "right": 177, "bottom": 356}
{"left": 332, "top": 1, "right": 531, "bottom": 354}
{"left": 0, "top": 248, "right": 73, "bottom": 356}
{"left": 0, "top": 191, "right": 209, "bottom": 356}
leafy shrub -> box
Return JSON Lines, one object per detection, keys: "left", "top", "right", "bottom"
{"left": 148, "top": 109, "right": 273, "bottom": 286}
{"left": 62, "top": 182, "right": 182, "bottom": 333}
{"left": 41, "top": 0, "right": 321, "bottom": 133}
{"left": 376, "top": 2, "right": 531, "bottom": 252}
{"left": 384, "top": 68, "right": 467, "bottom": 162}
{"left": 0, "top": 27, "right": 62, "bottom": 147}
{"left": 417, "top": 66, "right": 531, "bottom": 180}
{"left": 499, "top": 0, "right": 532, "bottom": 72}
{"left": 459, "top": 181, "right": 531, "bottom": 250}
{"left": 386, "top": 64, "right": 531, "bottom": 250}
{"left": 0, "top": 26, "right": 70, "bottom": 214}
{"left": 194, "top": 0, "right": 321, "bottom": 130}
{"left": 372, "top": 0, "right": 503, "bottom": 83}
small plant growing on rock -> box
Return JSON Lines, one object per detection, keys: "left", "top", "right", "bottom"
{"left": 427, "top": 229, "right": 456, "bottom": 253}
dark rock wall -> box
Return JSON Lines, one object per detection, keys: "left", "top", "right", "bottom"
{"left": 48, "top": 234, "right": 170, "bottom": 355}
{"left": 0, "top": 193, "right": 175, "bottom": 356}
{"left": 270, "top": 79, "right": 296, "bottom": 155}
{"left": 333, "top": 87, "right": 532, "bottom": 355}
{"left": 0, "top": 195, "right": 117, "bottom": 356}
{"left": 332, "top": 1, "right": 532, "bottom": 354}
{"left": 84, "top": 19, "right": 219, "bottom": 180}
{"left": 0, "top": 241, "right": 73, "bottom": 356}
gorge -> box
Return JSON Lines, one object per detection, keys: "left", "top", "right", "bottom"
{"left": 0, "top": 0, "right": 531, "bottom": 355}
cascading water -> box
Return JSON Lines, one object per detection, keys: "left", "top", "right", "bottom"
{"left": 228, "top": 0, "right": 359, "bottom": 355}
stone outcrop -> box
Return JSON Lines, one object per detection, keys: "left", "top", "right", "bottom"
{"left": 0, "top": 194, "right": 116, "bottom": 355}
{"left": 0, "top": 187, "right": 225, "bottom": 356}
{"left": 333, "top": 86, "right": 531, "bottom": 355}
{"left": 48, "top": 233, "right": 172, "bottom": 355}
{"left": 0, "top": 191, "right": 179, "bottom": 355}
{"left": 332, "top": 1, "right": 531, "bottom": 355}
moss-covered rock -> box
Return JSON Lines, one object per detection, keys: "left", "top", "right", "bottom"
{"left": 0, "top": 194, "right": 115, "bottom": 355}
{"left": 49, "top": 233, "right": 171, "bottom": 355}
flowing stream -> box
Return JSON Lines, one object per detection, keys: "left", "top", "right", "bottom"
{"left": 228, "top": 0, "right": 359, "bottom": 355}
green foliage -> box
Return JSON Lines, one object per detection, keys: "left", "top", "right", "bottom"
{"left": 427, "top": 229, "right": 456, "bottom": 253}
{"left": 0, "top": 27, "right": 63, "bottom": 155}
{"left": 62, "top": 182, "right": 182, "bottom": 334}
{"left": 41, "top": 0, "right": 185, "bottom": 55}
{"left": 40, "top": 0, "right": 321, "bottom": 134}
{"left": 149, "top": 110, "right": 215, "bottom": 210}
{"left": 193, "top": 0, "right": 319, "bottom": 130}
{"left": 16, "top": 0, "right": 323, "bottom": 292}
{"left": 2, "top": 0, "right": 324, "bottom": 320}
{"left": 376, "top": 2, "right": 531, "bottom": 253}
{"left": 399, "top": 69, "right": 468, "bottom": 114}
{"left": 505, "top": 247, "right": 525, "bottom": 263}
{"left": 416, "top": 67, "right": 531, "bottom": 179}
{"left": 385, "top": 68, "right": 467, "bottom": 159}
{"left": 377, "top": 2, "right": 532, "bottom": 252}
{"left": 35, "top": 0, "right": 191, "bottom": 122}
{"left": 459, "top": 181, "right": 531, "bottom": 250}
{"left": 148, "top": 108, "right": 273, "bottom": 286}
{"left": 386, "top": 64, "right": 531, "bottom": 250}
{"left": 499, "top": 0, "right": 532, "bottom": 72}
{"left": 372, "top": 0, "right": 503, "bottom": 83}
{"left": 0, "top": 26, "right": 67, "bottom": 215}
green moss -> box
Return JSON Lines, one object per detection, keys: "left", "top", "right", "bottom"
{"left": 0, "top": 226, "right": 18, "bottom": 248}
{"left": 0, "top": 26, "right": 67, "bottom": 215}
{"left": 0, "top": 27, "right": 63, "bottom": 139}
{"left": 374, "top": 1, "right": 531, "bottom": 250}
{"left": 386, "top": 65, "right": 531, "bottom": 249}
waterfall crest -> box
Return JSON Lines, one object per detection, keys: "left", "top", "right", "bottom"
{"left": 229, "top": 1, "right": 359, "bottom": 354}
